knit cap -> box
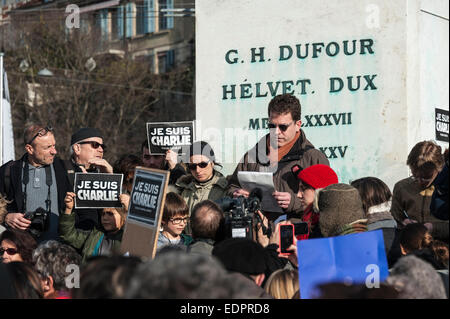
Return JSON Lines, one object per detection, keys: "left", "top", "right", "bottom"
{"left": 212, "top": 238, "right": 266, "bottom": 276}
{"left": 292, "top": 164, "right": 338, "bottom": 189}
{"left": 71, "top": 127, "right": 103, "bottom": 145}
{"left": 317, "top": 183, "right": 365, "bottom": 237}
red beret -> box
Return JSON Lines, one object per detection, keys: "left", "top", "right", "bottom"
{"left": 294, "top": 164, "right": 338, "bottom": 189}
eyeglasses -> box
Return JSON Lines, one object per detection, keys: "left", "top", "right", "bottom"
{"left": 268, "top": 122, "right": 294, "bottom": 132}
{"left": 0, "top": 247, "right": 18, "bottom": 256}
{"left": 188, "top": 161, "right": 210, "bottom": 170}
{"left": 27, "top": 126, "right": 53, "bottom": 145}
{"left": 169, "top": 217, "right": 189, "bottom": 225}
{"left": 78, "top": 141, "right": 107, "bottom": 151}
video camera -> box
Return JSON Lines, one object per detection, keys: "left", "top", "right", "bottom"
{"left": 23, "top": 207, "right": 49, "bottom": 238}
{"left": 217, "top": 188, "right": 266, "bottom": 239}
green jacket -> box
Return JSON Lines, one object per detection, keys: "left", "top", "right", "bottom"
{"left": 168, "top": 171, "right": 228, "bottom": 235}
{"left": 59, "top": 212, "right": 123, "bottom": 264}
{"left": 169, "top": 171, "right": 228, "bottom": 213}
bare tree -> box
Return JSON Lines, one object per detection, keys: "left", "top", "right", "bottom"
{"left": 3, "top": 10, "right": 194, "bottom": 163}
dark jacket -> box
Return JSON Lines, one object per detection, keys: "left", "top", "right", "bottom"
{"left": 227, "top": 130, "right": 329, "bottom": 217}
{"left": 0, "top": 155, "right": 70, "bottom": 215}
{"left": 187, "top": 238, "right": 216, "bottom": 256}
{"left": 391, "top": 177, "right": 449, "bottom": 240}
{"left": 431, "top": 162, "right": 449, "bottom": 221}
{"left": 64, "top": 159, "right": 100, "bottom": 230}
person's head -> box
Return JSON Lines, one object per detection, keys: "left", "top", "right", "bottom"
{"left": 191, "top": 200, "right": 224, "bottom": 241}
{"left": 317, "top": 183, "right": 366, "bottom": 237}
{"left": 0, "top": 229, "right": 37, "bottom": 264}
{"left": 24, "top": 124, "right": 57, "bottom": 167}
{"left": 264, "top": 269, "right": 299, "bottom": 299}
{"left": 387, "top": 255, "right": 447, "bottom": 299}
{"left": 407, "top": 141, "right": 444, "bottom": 188}
{"left": 0, "top": 194, "right": 10, "bottom": 224}
{"left": 125, "top": 251, "right": 233, "bottom": 298}
{"left": 101, "top": 207, "right": 127, "bottom": 233}
{"left": 161, "top": 192, "right": 189, "bottom": 237}
{"left": 399, "top": 223, "right": 432, "bottom": 256}
{"left": 70, "top": 127, "right": 105, "bottom": 167}
{"left": 141, "top": 140, "right": 166, "bottom": 169}
{"left": 351, "top": 177, "right": 392, "bottom": 214}
{"left": 212, "top": 238, "right": 266, "bottom": 286}
{"left": 5, "top": 262, "right": 44, "bottom": 299}
{"left": 72, "top": 255, "right": 142, "bottom": 299}
{"left": 32, "top": 241, "right": 82, "bottom": 299}
{"left": 188, "top": 141, "right": 218, "bottom": 183}
{"left": 268, "top": 94, "right": 302, "bottom": 148}
{"left": 292, "top": 164, "right": 338, "bottom": 211}
{"left": 113, "top": 154, "right": 143, "bottom": 193}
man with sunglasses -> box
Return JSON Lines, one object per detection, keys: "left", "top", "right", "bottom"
{"left": 65, "top": 127, "right": 113, "bottom": 231}
{"left": 0, "top": 124, "right": 71, "bottom": 242}
{"left": 227, "top": 94, "right": 329, "bottom": 220}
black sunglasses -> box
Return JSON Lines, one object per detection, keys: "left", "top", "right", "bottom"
{"left": 0, "top": 247, "right": 18, "bottom": 255}
{"left": 27, "top": 126, "right": 53, "bottom": 145}
{"left": 268, "top": 122, "right": 293, "bottom": 132}
{"left": 188, "top": 161, "right": 210, "bottom": 170}
{"left": 78, "top": 141, "right": 107, "bottom": 151}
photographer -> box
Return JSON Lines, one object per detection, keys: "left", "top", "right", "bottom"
{"left": 0, "top": 124, "right": 71, "bottom": 242}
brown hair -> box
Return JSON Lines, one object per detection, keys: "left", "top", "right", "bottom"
{"left": 0, "top": 229, "right": 38, "bottom": 264}
{"left": 351, "top": 177, "right": 392, "bottom": 214}
{"left": 23, "top": 124, "right": 51, "bottom": 146}
{"left": 264, "top": 269, "right": 299, "bottom": 299}
{"left": 162, "top": 192, "right": 189, "bottom": 223}
{"left": 407, "top": 141, "right": 444, "bottom": 173}
{"left": 399, "top": 223, "right": 432, "bottom": 253}
{"left": 191, "top": 200, "right": 224, "bottom": 240}
{"left": 6, "top": 262, "right": 44, "bottom": 299}
{"left": 268, "top": 94, "right": 301, "bottom": 121}
{"left": 0, "top": 194, "right": 11, "bottom": 224}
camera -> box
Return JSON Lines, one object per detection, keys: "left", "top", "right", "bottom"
{"left": 217, "top": 189, "right": 264, "bottom": 239}
{"left": 23, "top": 207, "right": 49, "bottom": 238}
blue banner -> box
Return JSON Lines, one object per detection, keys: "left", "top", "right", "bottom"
{"left": 297, "top": 230, "right": 389, "bottom": 299}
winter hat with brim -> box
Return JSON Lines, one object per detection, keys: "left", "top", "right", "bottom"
{"left": 292, "top": 164, "right": 338, "bottom": 189}
{"left": 212, "top": 238, "right": 266, "bottom": 276}
{"left": 71, "top": 127, "right": 103, "bottom": 145}
{"left": 318, "top": 183, "right": 365, "bottom": 237}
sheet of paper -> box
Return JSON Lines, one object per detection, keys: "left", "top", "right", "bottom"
{"left": 237, "top": 171, "right": 283, "bottom": 213}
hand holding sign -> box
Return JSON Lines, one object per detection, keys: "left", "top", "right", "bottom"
{"left": 64, "top": 192, "right": 76, "bottom": 215}
{"left": 146, "top": 121, "right": 195, "bottom": 155}
{"left": 74, "top": 173, "right": 123, "bottom": 209}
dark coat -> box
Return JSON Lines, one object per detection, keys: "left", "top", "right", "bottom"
{"left": 227, "top": 130, "right": 329, "bottom": 217}
{"left": 0, "top": 154, "right": 70, "bottom": 214}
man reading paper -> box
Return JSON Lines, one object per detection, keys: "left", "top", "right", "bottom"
{"left": 227, "top": 94, "right": 329, "bottom": 220}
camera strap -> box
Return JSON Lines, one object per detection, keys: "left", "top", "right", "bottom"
{"left": 22, "top": 158, "right": 53, "bottom": 213}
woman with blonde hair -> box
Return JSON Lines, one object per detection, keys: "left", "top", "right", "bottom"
{"left": 264, "top": 268, "right": 299, "bottom": 299}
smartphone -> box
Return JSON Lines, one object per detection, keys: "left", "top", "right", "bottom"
{"left": 279, "top": 224, "right": 294, "bottom": 255}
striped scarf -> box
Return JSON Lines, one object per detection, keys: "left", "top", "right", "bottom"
{"left": 333, "top": 219, "right": 368, "bottom": 236}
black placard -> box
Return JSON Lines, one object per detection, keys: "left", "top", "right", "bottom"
{"left": 127, "top": 167, "right": 167, "bottom": 227}
{"left": 435, "top": 108, "right": 449, "bottom": 142}
{"left": 74, "top": 173, "right": 123, "bottom": 209}
{"left": 146, "top": 121, "right": 194, "bottom": 155}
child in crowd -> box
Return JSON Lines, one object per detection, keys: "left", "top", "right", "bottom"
{"left": 59, "top": 192, "right": 130, "bottom": 263}
{"left": 157, "top": 192, "right": 192, "bottom": 250}
{"left": 399, "top": 223, "right": 449, "bottom": 269}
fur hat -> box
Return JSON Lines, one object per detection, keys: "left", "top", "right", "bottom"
{"left": 317, "top": 183, "right": 365, "bottom": 237}
{"left": 212, "top": 238, "right": 266, "bottom": 276}
{"left": 71, "top": 127, "right": 103, "bottom": 145}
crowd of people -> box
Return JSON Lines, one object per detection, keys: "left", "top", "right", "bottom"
{"left": 0, "top": 93, "right": 448, "bottom": 299}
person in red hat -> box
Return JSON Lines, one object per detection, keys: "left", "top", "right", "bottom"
{"left": 291, "top": 164, "right": 338, "bottom": 239}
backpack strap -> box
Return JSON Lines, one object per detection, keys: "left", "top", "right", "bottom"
{"left": 2, "top": 160, "right": 15, "bottom": 196}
